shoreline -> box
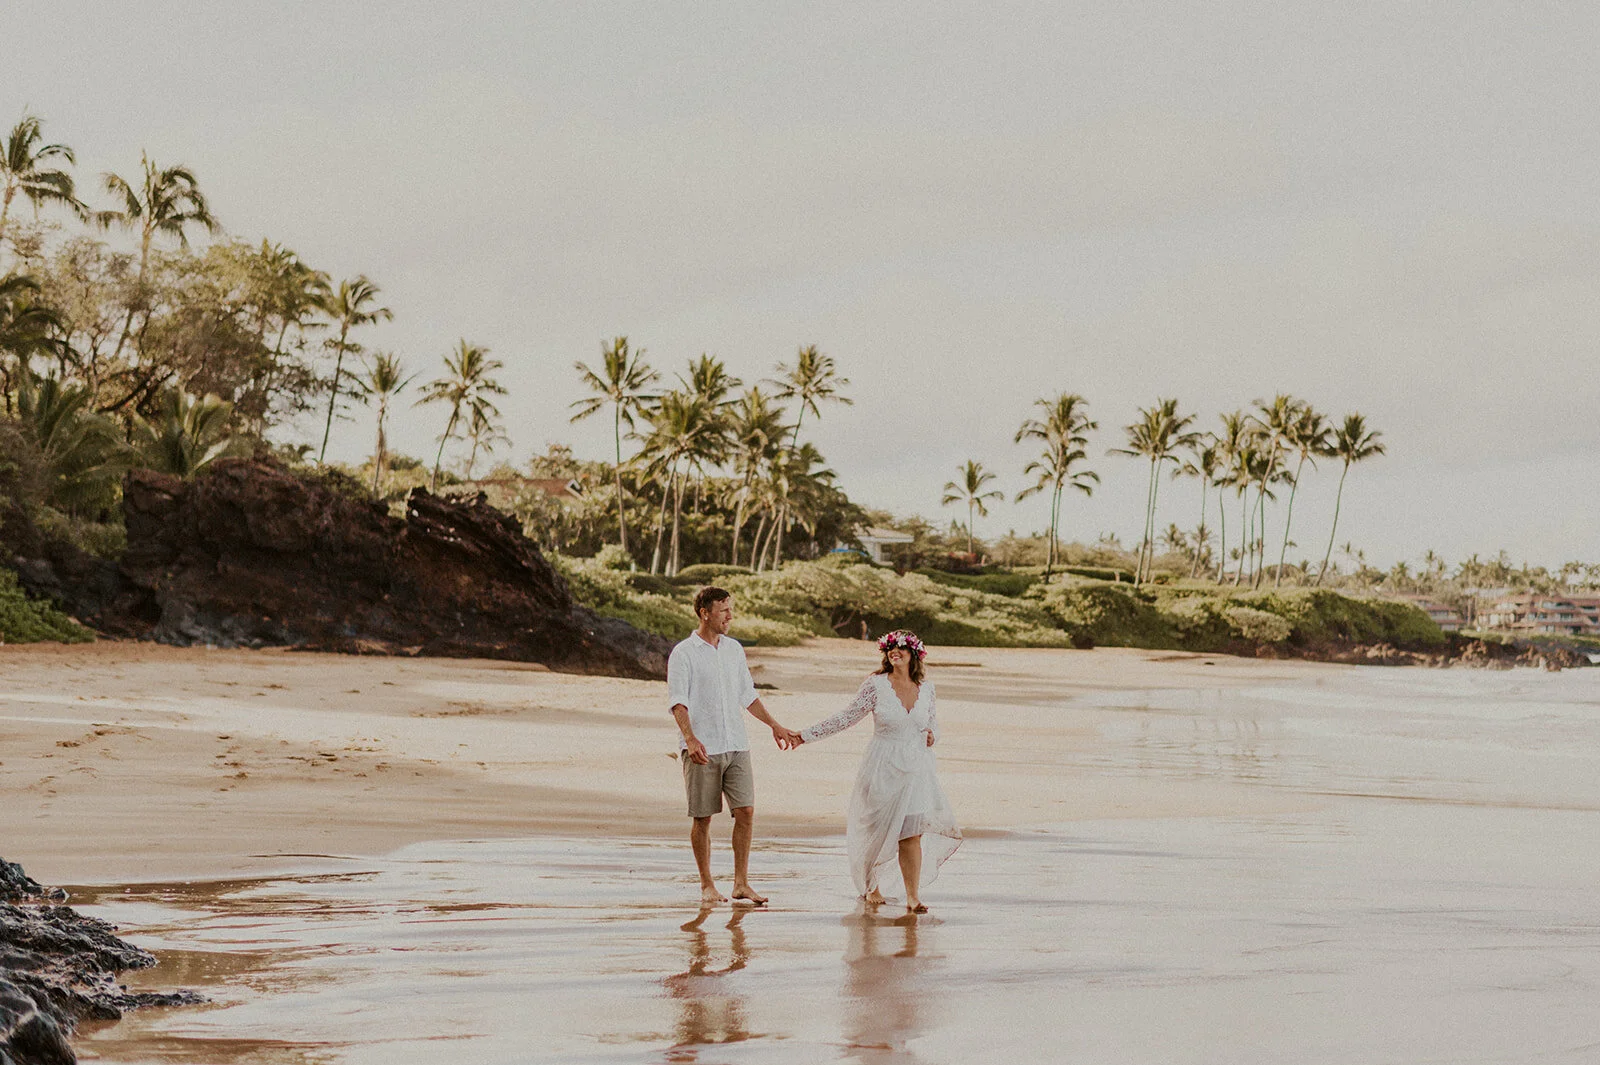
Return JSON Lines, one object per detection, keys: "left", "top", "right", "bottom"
{"left": 1, "top": 639, "right": 1319, "bottom": 885}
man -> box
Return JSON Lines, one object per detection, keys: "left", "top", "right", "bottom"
{"left": 668, "top": 585, "right": 801, "bottom": 905}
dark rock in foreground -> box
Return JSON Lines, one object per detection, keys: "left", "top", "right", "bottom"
{"left": 13, "top": 458, "right": 670, "bottom": 679}
{"left": 0, "top": 860, "right": 199, "bottom": 1065}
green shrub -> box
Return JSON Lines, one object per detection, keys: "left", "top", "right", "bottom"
{"left": 32, "top": 508, "right": 126, "bottom": 560}
{"left": 1061, "top": 565, "right": 1134, "bottom": 583}
{"left": 1224, "top": 606, "right": 1293, "bottom": 643}
{"left": 728, "top": 616, "right": 808, "bottom": 646}
{"left": 675, "top": 563, "right": 755, "bottom": 583}
{"left": 915, "top": 569, "right": 1038, "bottom": 597}
{"left": 1033, "top": 582, "right": 1180, "bottom": 648}
{"left": 624, "top": 572, "right": 678, "bottom": 596}
{"left": 592, "top": 544, "right": 634, "bottom": 570}
{"left": 0, "top": 568, "right": 93, "bottom": 643}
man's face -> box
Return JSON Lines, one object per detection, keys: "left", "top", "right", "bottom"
{"left": 702, "top": 597, "right": 734, "bottom": 635}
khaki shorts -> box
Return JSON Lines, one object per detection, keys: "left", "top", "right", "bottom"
{"left": 682, "top": 749, "right": 754, "bottom": 818}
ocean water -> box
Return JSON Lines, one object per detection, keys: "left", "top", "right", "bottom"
{"left": 76, "top": 666, "right": 1600, "bottom": 1064}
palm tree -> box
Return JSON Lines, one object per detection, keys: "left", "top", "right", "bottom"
{"left": 417, "top": 340, "right": 507, "bottom": 491}
{"left": 680, "top": 353, "right": 742, "bottom": 408}
{"left": 776, "top": 442, "right": 839, "bottom": 554}
{"left": 96, "top": 154, "right": 220, "bottom": 360}
{"left": 1014, "top": 392, "right": 1098, "bottom": 576}
{"left": 569, "top": 336, "right": 661, "bottom": 556}
{"left": 14, "top": 372, "right": 128, "bottom": 514}
{"left": 1238, "top": 437, "right": 1290, "bottom": 587}
{"left": 769, "top": 345, "right": 851, "bottom": 566}
{"left": 637, "top": 389, "right": 721, "bottom": 574}
{"left": 677, "top": 354, "right": 738, "bottom": 513}
{"left": 772, "top": 344, "right": 851, "bottom": 448}
{"left": 1174, "top": 436, "right": 1220, "bottom": 579}
{"left": 131, "top": 388, "right": 246, "bottom": 477}
{"left": 1275, "top": 405, "right": 1331, "bottom": 587}
{"left": 1317, "top": 414, "right": 1386, "bottom": 585}
{"left": 942, "top": 460, "right": 1004, "bottom": 555}
{"left": 245, "top": 241, "right": 330, "bottom": 433}
{"left": 1212, "top": 411, "right": 1254, "bottom": 583}
{"left": 358, "top": 352, "right": 414, "bottom": 493}
{"left": 0, "top": 113, "right": 86, "bottom": 253}
{"left": 1249, "top": 394, "right": 1305, "bottom": 586}
{"left": 0, "top": 273, "right": 67, "bottom": 405}
{"left": 317, "top": 276, "right": 392, "bottom": 463}
{"left": 463, "top": 399, "right": 509, "bottom": 479}
{"left": 727, "top": 387, "right": 787, "bottom": 565}
{"left": 1111, "top": 398, "right": 1198, "bottom": 584}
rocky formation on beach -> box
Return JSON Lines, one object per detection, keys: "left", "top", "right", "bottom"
{"left": 7, "top": 458, "right": 670, "bottom": 679}
{"left": 1, "top": 859, "right": 199, "bottom": 1065}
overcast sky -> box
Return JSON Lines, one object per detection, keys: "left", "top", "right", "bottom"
{"left": 10, "top": 2, "right": 1600, "bottom": 568}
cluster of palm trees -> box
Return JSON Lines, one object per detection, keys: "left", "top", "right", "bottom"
{"left": 570, "top": 340, "right": 850, "bottom": 575}
{"left": 949, "top": 393, "right": 1386, "bottom": 587}
{"left": 0, "top": 111, "right": 514, "bottom": 500}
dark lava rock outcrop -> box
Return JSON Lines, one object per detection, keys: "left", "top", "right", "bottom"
{"left": 11, "top": 458, "right": 670, "bottom": 678}
{"left": 1, "top": 860, "right": 199, "bottom": 1065}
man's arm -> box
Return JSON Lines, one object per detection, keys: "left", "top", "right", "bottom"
{"left": 671, "top": 704, "right": 709, "bottom": 764}
{"left": 744, "top": 697, "right": 801, "bottom": 749}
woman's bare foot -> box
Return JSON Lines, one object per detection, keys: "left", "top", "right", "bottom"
{"left": 864, "top": 888, "right": 888, "bottom": 905}
{"left": 700, "top": 884, "right": 729, "bottom": 904}
{"left": 730, "top": 883, "right": 767, "bottom": 906}
{"left": 906, "top": 899, "right": 927, "bottom": 914}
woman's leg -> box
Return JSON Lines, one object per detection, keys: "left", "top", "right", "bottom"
{"left": 898, "top": 835, "right": 924, "bottom": 911}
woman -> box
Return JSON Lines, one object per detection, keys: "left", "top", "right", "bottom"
{"left": 795, "top": 630, "right": 961, "bottom": 912}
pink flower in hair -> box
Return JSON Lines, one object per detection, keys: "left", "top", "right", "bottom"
{"left": 876, "top": 630, "right": 926, "bottom": 659}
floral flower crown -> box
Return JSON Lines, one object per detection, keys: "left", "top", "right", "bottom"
{"left": 876, "top": 630, "right": 926, "bottom": 659}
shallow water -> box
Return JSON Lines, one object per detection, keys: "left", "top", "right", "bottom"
{"left": 74, "top": 666, "right": 1600, "bottom": 1064}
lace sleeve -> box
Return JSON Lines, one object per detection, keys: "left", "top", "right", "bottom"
{"left": 926, "top": 682, "right": 939, "bottom": 743}
{"left": 800, "top": 679, "right": 876, "bottom": 744}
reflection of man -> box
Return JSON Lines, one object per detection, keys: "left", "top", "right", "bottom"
{"left": 668, "top": 586, "right": 801, "bottom": 905}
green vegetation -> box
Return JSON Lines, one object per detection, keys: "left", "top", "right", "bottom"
{"left": 0, "top": 568, "right": 92, "bottom": 643}
{"left": 554, "top": 553, "right": 1446, "bottom": 656}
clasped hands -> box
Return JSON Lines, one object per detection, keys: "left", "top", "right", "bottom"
{"left": 771, "top": 725, "right": 803, "bottom": 750}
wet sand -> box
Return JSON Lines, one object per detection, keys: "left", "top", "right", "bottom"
{"left": 6, "top": 642, "right": 1600, "bottom": 1061}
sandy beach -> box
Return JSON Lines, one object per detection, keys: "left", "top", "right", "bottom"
{"left": 1, "top": 640, "right": 1308, "bottom": 884}
{"left": 6, "top": 640, "right": 1600, "bottom": 1063}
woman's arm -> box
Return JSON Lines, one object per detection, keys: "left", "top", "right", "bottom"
{"left": 926, "top": 683, "right": 939, "bottom": 746}
{"left": 797, "top": 679, "right": 876, "bottom": 745}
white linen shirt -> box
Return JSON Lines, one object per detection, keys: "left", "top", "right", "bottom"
{"left": 666, "top": 632, "right": 760, "bottom": 756}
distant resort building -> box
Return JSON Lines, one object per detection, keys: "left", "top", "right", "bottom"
{"left": 852, "top": 526, "right": 915, "bottom": 566}
{"left": 1399, "top": 595, "right": 1465, "bottom": 632}
{"left": 1478, "top": 593, "right": 1600, "bottom": 636}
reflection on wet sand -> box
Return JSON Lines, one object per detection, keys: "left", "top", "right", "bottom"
{"left": 841, "top": 908, "right": 931, "bottom": 1063}
{"left": 661, "top": 906, "right": 758, "bottom": 1060}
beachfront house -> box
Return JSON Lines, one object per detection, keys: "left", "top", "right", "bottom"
{"left": 1479, "top": 593, "right": 1600, "bottom": 636}
{"left": 1399, "top": 595, "right": 1465, "bottom": 632}
{"left": 853, "top": 525, "right": 915, "bottom": 566}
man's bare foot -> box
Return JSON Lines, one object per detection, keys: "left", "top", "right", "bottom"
{"left": 864, "top": 888, "right": 888, "bottom": 905}
{"left": 700, "top": 885, "right": 728, "bottom": 904}
{"left": 731, "top": 883, "right": 767, "bottom": 906}
{"left": 906, "top": 900, "right": 928, "bottom": 914}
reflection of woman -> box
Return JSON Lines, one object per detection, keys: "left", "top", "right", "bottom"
{"left": 795, "top": 631, "right": 961, "bottom": 912}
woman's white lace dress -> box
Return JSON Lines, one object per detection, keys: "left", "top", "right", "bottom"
{"left": 800, "top": 674, "right": 962, "bottom": 896}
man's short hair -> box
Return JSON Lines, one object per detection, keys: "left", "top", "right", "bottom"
{"left": 693, "top": 586, "right": 731, "bottom": 618}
